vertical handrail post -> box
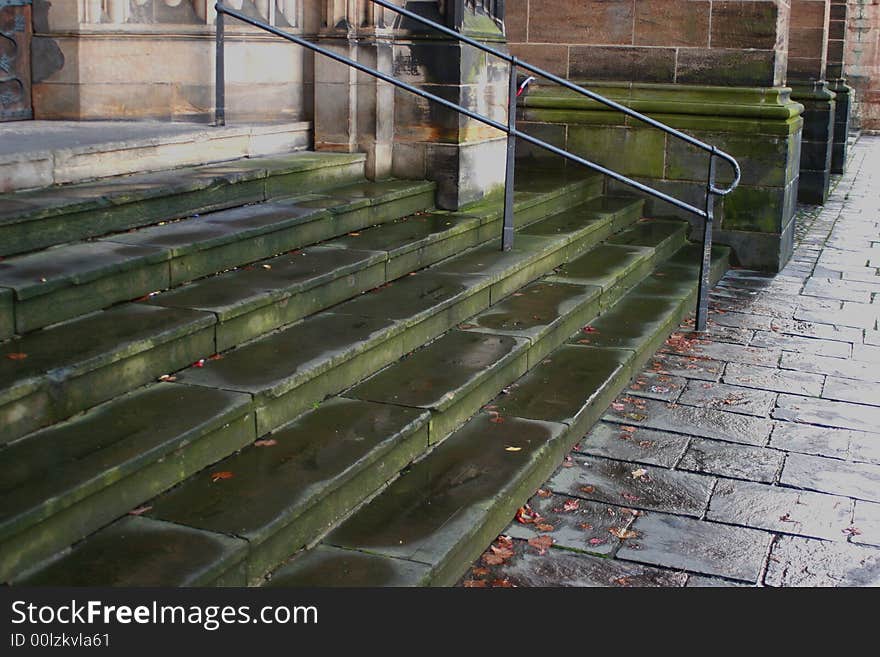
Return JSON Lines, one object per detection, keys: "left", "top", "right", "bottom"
{"left": 215, "top": 3, "right": 226, "bottom": 127}
{"left": 502, "top": 57, "right": 518, "bottom": 251}
{"left": 695, "top": 149, "right": 717, "bottom": 332}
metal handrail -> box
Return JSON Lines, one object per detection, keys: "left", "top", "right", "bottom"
{"left": 213, "top": 1, "right": 738, "bottom": 331}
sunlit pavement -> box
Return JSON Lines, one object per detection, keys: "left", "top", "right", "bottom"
{"left": 462, "top": 136, "right": 880, "bottom": 587}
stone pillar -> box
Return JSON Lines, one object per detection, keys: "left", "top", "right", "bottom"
{"left": 827, "top": 1, "right": 852, "bottom": 172}
{"left": 788, "top": 0, "right": 835, "bottom": 204}
{"left": 313, "top": 0, "right": 395, "bottom": 179}
{"left": 388, "top": 0, "right": 508, "bottom": 209}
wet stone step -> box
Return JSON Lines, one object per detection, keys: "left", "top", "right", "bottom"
{"left": 15, "top": 516, "right": 248, "bottom": 586}
{"left": 0, "top": 303, "right": 215, "bottom": 444}
{"left": 149, "top": 245, "right": 387, "bottom": 352}
{"left": 0, "top": 241, "right": 170, "bottom": 333}
{"left": 461, "top": 280, "right": 601, "bottom": 366}
{"left": 146, "top": 398, "right": 429, "bottom": 583}
{"left": 0, "top": 288, "right": 11, "bottom": 340}
{"left": 266, "top": 546, "right": 430, "bottom": 587}
{"left": 492, "top": 345, "right": 634, "bottom": 439}
{"left": 347, "top": 330, "right": 528, "bottom": 444}
{"left": 463, "top": 537, "right": 687, "bottom": 587}
{"left": 0, "top": 152, "right": 368, "bottom": 257}
{"left": 549, "top": 243, "right": 655, "bottom": 311}
{"left": 0, "top": 383, "right": 254, "bottom": 582}
{"left": 547, "top": 454, "right": 714, "bottom": 518}
{"left": 327, "top": 213, "right": 481, "bottom": 280}
{"left": 607, "top": 219, "right": 688, "bottom": 264}
{"left": 565, "top": 195, "right": 646, "bottom": 233}
{"left": 322, "top": 411, "right": 565, "bottom": 586}
{"left": 504, "top": 493, "right": 638, "bottom": 557}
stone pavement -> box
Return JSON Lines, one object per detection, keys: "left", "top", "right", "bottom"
{"left": 461, "top": 136, "right": 880, "bottom": 587}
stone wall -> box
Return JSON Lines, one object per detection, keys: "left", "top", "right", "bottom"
{"left": 31, "top": 0, "right": 316, "bottom": 122}
{"left": 847, "top": 0, "right": 880, "bottom": 130}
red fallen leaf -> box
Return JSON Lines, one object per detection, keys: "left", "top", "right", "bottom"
{"left": 482, "top": 554, "right": 505, "bottom": 566}
{"left": 579, "top": 485, "right": 595, "bottom": 494}
{"left": 588, "top": 537, "right": 607, "bottom": 546}
{"left": 528, "top": 535, "right": 554, "bottom": 555}
{"left": 582, "top": 325, "right": 598, "bottom": 333}
{"left": 536, "top": 488, "right": 552, "bottom": 498}
{"left": 254, "top": 439, "right": 278, "bottom": 447}
{"left": 515, "top": 504, "right": 540, "bottom": 525}
{"left": 843, "top": 526, "right": 863, "bottom": 537}
{"left": 638, "top": 440, "right": 655, "bottom": 448}
{"left": 128, "top": 505, "right": 153, "bottom": 516}
{"left": 535, "top": 523, "right": 555, "bottom": 532}
{"left": 490, "top": 415, "right": 505, "bottom": 424}
{"left": 620, "top": 426, "right": 637, "bottom": 434}
{"left": 158, "top": 374, "right": 177, "bottom": 382}
{"left": 612, "top": 576, "right": 633, "bottom": 586}
{"left": 472, "top": 567, "right": 490, "bottom": 577}
{"left": 611, "top": 402, "right": 626, "bottom": 411}
{"left": 609, "top": 527, "right": 639, "bottom": 540}
{"left": 490, "top": 545, "right": 514, "bottom": 560}
{"left": 193, "top": 359, "right": 206, "bottom": 368}
{"left": 208, "top": 353, "right": 224, "bottom": 361}
{"left": 561, "top": 456, "right": 575, "bottom": 468}
{"left": 463, "top": 579, "right": 487, "bottom": 588}
{"left": 621, "top": 493, "right": 641, "bottom": 502}
{"left": 577, "top": 339, "right": 592, "bottom": 344}
{"left": 211, "top": 471, "right": 234, "bottom": 482}
{"left": 5, "top": 352, "right": 27, "bottom": 360}
{"left": 579, "top": 522, "right": 593, "bottom": 530}
{"left": 562, "top": 499, "right": 580, "bottom": 512}
{"left": 348, "top": 232, "right": 361, "bottom": 236}
{"left": 490, "top": 579, "right": 514, "bottom": 588}
{"left": 495, "top": 535, "right": 514, "bottom": 550}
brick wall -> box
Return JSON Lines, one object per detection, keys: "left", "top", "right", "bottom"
{"left": 506, "top": 0, "right": 790, "bottom": 86}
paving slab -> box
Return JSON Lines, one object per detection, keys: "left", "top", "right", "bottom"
{"left": 576, "top": 421, "right": 690, "bottom": 468}
{"left": 678, "top": 439, "right": 784, "bottom": 483}
{"left": 267, "top": 546, "right": 429, "bottom": 587}
{"left": 678, "top": 380, "right": 777, "bottom": 417}
{"left": 769, "top": 422, "right": 880, "bottom": 464}
{"left": 547, "top": 455, "right": 714, "bottom": 517}
{"left": 781, "top": 452, "right": 880, "bottom": 502}
{"left": 852, "top": 501, "right": 880, "bottom": 548}
{"left": 708, "top": 479, "right": 853, "bottom": 540}
{"left": 765, "top": 535, "right": 880, "bottom": 586}
{"left": 647, "top": 352, "right": 724, "bottom": 381}
{"left": 617, "top": 513, "right": 773, "bottom": 582}
{"left": 773, "top": 393, "right": 880, "bottom": 434}
{"left": 822, "top": 376, "right": 880, "bottom": 406}
{"left": 750, "top": 331, "right": 853, "bottom": 358}
{"left": 780, "top": 351, "right": 880, "bottom": 382}
{"left": 625, "top": 370, "right": 687, "bottom": 402}
{"left": 722, "top": 362, "right": 824, "bottom": 397}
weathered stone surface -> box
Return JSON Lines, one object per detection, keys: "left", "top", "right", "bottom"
{"left": 607, "top": 219, "right": 687, "bottom": 262}
{"left": 750, "top": 331, "right": 853, "bottom": 358}
{"left": 676, "top": 341, "right": 782, "bottom": 367}
{"left": 678, "top": 381, "right": 777, "bottom": 417}
{"left": 722, "top": 362, "right": 824, "bottom": 397}
{"left": 577, "top": 421, "right": 690, "bottom": 468}
{"left": 773, "top": 394, "right": 880, "bottom": 434}
{"left": 765, "top": 536, "right": 880, "bottom": 586}
{"left": 781, "top": 452, "right": 880, "bottom": 503}
{"left": 708, "top": 479, "right": 853, "bottom": 540}
{"left": 685, "top": 575, "right": 751, "bottom": 587}
{"left": 604, "top": 397, "right": 773, "bottom": 446}
{"left": 568, "top": 294, "right": 683, "bottom": 351}
{"left": 505, "top": 493, "right": 637, "bottom": 557}
{"left": 822, "top": 376, "right": 880, "bottom": 406}
{"left": 325, "top": 412, "right": 564, "bottom": 570}
{"left": 267, "top": 546, "right": 429, "bottom": 587}
{"left": 679, "top": 439, "right": 784, "bottom": 483}
{"left": 464, "top": 538, "right": 687, "bottom": 587}
{"left": 648, "top": 352, "right": 724, "bottom": 381}
{"left": 550, "top": 243, "right": 654, "bottom": 307}
{"left": 770, "top": 422, "right": 880, "bottom": 465}
{"left": 618, "top": 513, "right": 773, "bottom": 582}
{"left": 548, "top": 455, "right": 714, "bottom": 517}
{"left": 852, "top": 502, "right": 880, "bottom": 548}
{"left": 626, "top": 370, "right": 687, "bottom": 402}
{"left": 15, "top": 516, "right": 247, "bottom": 587}
{"left": 780, "top": 351, "right": 880, "bottom": 382}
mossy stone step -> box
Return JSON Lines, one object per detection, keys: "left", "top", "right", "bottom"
{"left": 0, "top": 180, "right": 433, "bottom": 333}
{"left": 15, "top": 516, "right": 248, "bottom": 586}
{"left": 267, "top": 545, "right": 430, "bottom": 587}
{"left": 0, "top": 288, "right": 12, "bottom": 341}
{"left": 0, "top": 241, "right": 171, "bottom": 334}
{"left": 347, "top": 330, "right": 529, "bottom": 443}
{"left": 549, "top": 243, "right": 655, "bottom": 311}
{"left": 0, "top": 152, "right": 367, "bottom": 257}
{"left": 322, "top": 411, "right": 565, "bottom": 586}
{"left": 608, "top": 219, "right": 689, "bottom": 264}
{"left": 462, "top": 280, "right": 602, "bottom": 366}
{"left": 145, "top": 398, "right": 429, "bottom": 583}
{"left": 149, "top": 245, "right": 387, "bottom": 352}
{"left": 0, "top": 303, "right": 215, "bottom": 444}
{"left": 0, "top": 384, "right": 254, "bottom": 582}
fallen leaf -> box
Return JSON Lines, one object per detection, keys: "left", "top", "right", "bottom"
{"left": 621, "top": 493, "right": 641, "bottom": 502}
{"left": 588, "top": 537, "right": 607, "bottom": 546}
{"left": 261, "top": 264, "right": 272, "bottom": 270}
{"left": 490, "top": 579, "right": 514, "bottom": 588}
{"left": 611, "top": 402, "right": 626, "bottom": 412}
{"left": 515, "top": 505, "right": 539, "bottom": 525}
{"left": 609, "top": 527, "right": 639, "bottom": 540}
{"left": 5, "top": 352, "right": 27, "bottom": 360}
{"left": 561, "top": 456, "right": 575, "bottom": 468}
{"left": 472, "top": 567, "right": 490, "bottom": 577}
{"left": 158, "top": 374, "right": 177, "bottom": 382}
{"left": 843, "top": 526, "right": 863, "bottom": 537}
{"left": 463, "top": 579, "right": 487, "bottom": 588}
{"left": 582, "top": 325, "right": 598, "bottom": 333}
{"left": 536, "top": 488, "right": 552, "bottom": 498}
{"left": 504, "top": 445, "right": 521, "bottom": 451}
{"left": 348, "top": 232, "right": 361, "bottom": 236}
{"left": 211, "top": 471, "right": 234, "bottom": 482}
{"left": 535, "top": 523, "right": 555, "bottom": 532}
{"left": 562, "top": 499, "right": 580, "bottom": 512}
{"left": 631, "top": 468, "right": 648, "bottom": 480}
{"left": 579, "top": 522, "right": 593, "bottom": 530}
{"left": 620, "top": 426, "right": 637, "bottom": 434}
{"left": 254, "top": 439, "right": 278, "bottom": 447}
{"left": 482, "top": 554, "right": 505, "bottom": 566}
{"left": 208, "top": 353, "right": 224, "bottom": 361}
{"left": 193, "top": 359, "right": 206, "bottom": 368}
{"left": 528, "top": 535, "right": 554, "bottom": 555}
{"left": 579, "top": 485, "right": 595, "bottom": 494}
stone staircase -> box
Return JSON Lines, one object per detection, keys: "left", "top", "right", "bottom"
{"left": 0, "top": 149, "right": 729, "bottom": 586}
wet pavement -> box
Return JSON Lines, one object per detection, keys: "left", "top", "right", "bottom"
{"left": 462, "top": 136, "right": 880, "bottom": 587}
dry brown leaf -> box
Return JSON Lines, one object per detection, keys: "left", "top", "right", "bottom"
{"left": 211, "top": 471, "right": 234, "bottom": 482}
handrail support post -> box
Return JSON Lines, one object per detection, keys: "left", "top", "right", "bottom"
{"left": 502, "top": 57, "right": 518, "bottom": 251}
{"left": 215, "top": 5, "right": 226, "bottom": 127}
{"left": 695, "top": 150, "right": 718, "bottom": 332}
